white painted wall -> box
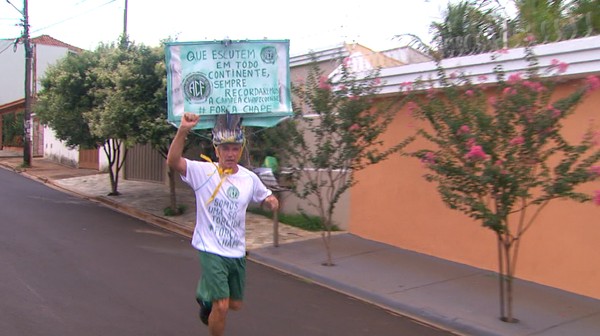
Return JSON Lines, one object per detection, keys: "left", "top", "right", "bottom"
{"left": 43, "top": 125, "right": 110, "bottom": 171}
{"left": 33, "top": 44, "right": 72, "bottom": 94}
{"left": 0, "top": 39, "right": 25, "bottom": 105}
{"left": 0, "top": 40, "right": 71, "bottom": 104}
{"left": 43, "top": 126, "right": 79, "bottom": 167}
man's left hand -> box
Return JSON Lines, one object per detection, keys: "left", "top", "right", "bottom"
{"left": 263, "top": 195, "right": 279, "bottom": 211}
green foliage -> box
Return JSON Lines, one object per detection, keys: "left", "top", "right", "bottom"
{"left": 84, "top": 42, "right": 165, "bottom": 142}
{"left": 287, "top": 57, "right": 409, "bottom": 208}
{"left": 566, "top": 0, "right": 600, "bottom": 36}
{"left": 163, "top": 204, "right": 187, "bottom": 216}
{"left": 430, "top": 0, "right": 505, "bottom": 58}
{"left": 404, "top": 46, "right": 600, "bottom": 234}
{"left": 271, "top": 54, "right": 411, "bottom": 266}
{"left": 35, "top": 40, "right": 172, "bottom": 195}
{"left": 1, "top": 111, "right": 24, "bottom": 146}
{"left": 35, "top": 51, "right": 102, "bottom": 149}
{"left": 247, "top": 207, "right": 339, "bottom": 232}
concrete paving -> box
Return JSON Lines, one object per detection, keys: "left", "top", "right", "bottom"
{"left": 2, "top": 151, "right": 600, "bottom": 336}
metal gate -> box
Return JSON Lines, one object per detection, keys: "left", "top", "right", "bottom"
{"left": 124, "top": 143, "right": 165, "bottom": 183}
{"left": 78, "top": 148, "right": 99, "bottom": 170}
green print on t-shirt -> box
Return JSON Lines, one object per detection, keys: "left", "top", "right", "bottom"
{"left": 208, "top": 197, "right": 242, "bottom": 248}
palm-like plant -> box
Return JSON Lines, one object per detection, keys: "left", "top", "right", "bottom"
{"left": 431, "top": 0, "right": 505, "bottom": 58}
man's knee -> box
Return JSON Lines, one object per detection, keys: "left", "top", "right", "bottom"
{"left": 212, "top": 299, "right": 230, "bottom": 315}
{"left": 229, "top": 300, "right": 242, "bottom": 311}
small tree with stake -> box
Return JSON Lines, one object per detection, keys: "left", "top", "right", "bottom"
{"left": 403, "top": 44, "right": 600, "bottom": 322}
{"left": 282, "top": 56, "right": 411, "bottom": 266}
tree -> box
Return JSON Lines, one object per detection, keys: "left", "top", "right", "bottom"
{"left": 565, "top": 0, "right": 600, "bottom": 37}
{"left": 402, "top": 45, "right": 600, "bottom": 322}
{"left": 511, "top": 0, "right": 569, "bottom": 43}
{"left": 138, "top": 115, "right": 212, "bottom": 215}
{"left": 85, "top": 41, "right": 166, "bottom": 195}
{"left": 37, "top": 40, "right": 168, "bottom": 196}
{"left": 430, "top": 0, "right": 505, "bottom": 58}
{"left": 279, "top": 57, "right": 411, "bottom": 266}
{"left": 36, "top": 50, "right": 102, "bottom": 149}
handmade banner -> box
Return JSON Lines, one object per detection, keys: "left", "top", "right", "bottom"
{"left": 165, "top": 39, "right": 292, "bottom": 129}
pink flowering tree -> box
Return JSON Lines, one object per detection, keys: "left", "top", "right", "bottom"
{"left": 404, "top": 45, "right": 600, "bottom": 322}
{"left": 282, "top": 56, "right": 411, "bottom": 266}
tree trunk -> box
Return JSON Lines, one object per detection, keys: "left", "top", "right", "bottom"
{"left": 168, "top": 167, "right": 178, "bottom": 214}
{"left": 321, "top": 229, "right": 334, "bottom": 266}
{"left": 497, "top": 234, "right": 518, "bottom": 323}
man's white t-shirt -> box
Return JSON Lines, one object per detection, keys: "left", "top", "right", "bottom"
{"left": 181, "top": 159, "right": 272, "bottom": 258}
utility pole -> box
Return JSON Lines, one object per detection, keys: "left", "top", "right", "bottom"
{"left": 120, "top": 0, "right": 128, "bottom": 48}
{"left": 123, "top": 0, "right": 128, "bottom": 37}
{"left": 22, "top": 0, "right": 32, "bottom": 166}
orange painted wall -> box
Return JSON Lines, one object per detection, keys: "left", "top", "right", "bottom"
{"left": 350, "top": 80, "right": 600, "bottom": 299}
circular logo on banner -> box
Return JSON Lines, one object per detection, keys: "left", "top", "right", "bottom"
{"left": 226, "top": 185, "right": 240, "bottom": 200}
{"left": 183, "top": 72, "right": 211, "bottom": 102}
{"left": 261, "top": 46, "right": 277, "bottom": 64}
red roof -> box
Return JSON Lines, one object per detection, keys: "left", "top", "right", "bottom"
{"left": 30, "top": 35, "right": 82, "bottom": 53}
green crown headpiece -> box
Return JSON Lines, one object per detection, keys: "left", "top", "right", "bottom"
{"left": 212, "top": 112, "right": 245, "bottom": 145}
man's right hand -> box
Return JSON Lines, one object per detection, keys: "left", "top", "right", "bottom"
{"left": 180, "top": 112, "right": 200, "bottom": 131}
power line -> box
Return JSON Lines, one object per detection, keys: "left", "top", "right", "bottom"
{"left": 4, "top": 0, "right": 22, "bottom": 15}
{"left": 0, "top": 40, "right": 15, "bottom": 55}
{"left": 30, "top": 0, "right": 117, "bottom": 34}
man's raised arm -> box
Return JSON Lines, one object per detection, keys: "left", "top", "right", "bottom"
{"left": 167, "top": 113, "right": 200, "bottom": 177}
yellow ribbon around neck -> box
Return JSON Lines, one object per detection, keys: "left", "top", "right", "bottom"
{"left": 200, "top": 154, "right": 233, "bottom": 205}
{"left": 200, "top": 141, "right": 245, "bottom": 205}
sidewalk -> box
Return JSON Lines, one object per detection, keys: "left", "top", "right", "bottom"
{"left": 2, "top": 152, "right": 600, "bottom": 336}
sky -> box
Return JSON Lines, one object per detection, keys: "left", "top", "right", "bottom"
{"left": 1, "top": 0, "right": 515, "bottom": 56}
{"left": 0, "top": 0, "right": 455, "bottom": 55}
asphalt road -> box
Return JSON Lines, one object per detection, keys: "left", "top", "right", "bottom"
{"left": 0, "top": 168, "right": 453, "bottom": 336}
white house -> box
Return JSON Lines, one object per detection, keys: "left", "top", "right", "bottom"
{"left": 0, "top": 35, "right": 107, "bottom": 170}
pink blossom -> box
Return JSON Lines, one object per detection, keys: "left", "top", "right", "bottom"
{"left": 427, "top": 87, "right": 436, "bottom": 98}
{"left": 585, "top": 76, "right": 600, "bottom": 92}
{"left": 590, "top": 166, "right": 600, "bottom": 177}
{"left": 582, "top": 130, "right": 600, "bottom": 146}
{"left": 421, "top": 152, "right": 436, "bottom": 165}
{"left": 551, "top": 59, "right": 569, "bottom": 73}
{"left": 318, "top": 76, "right": 331, "bottom": 90}
{"left": 547, "top": 104, "right": 562, "bottom": 118}
{"left": 594, "top": 190, "right": 600, "bottom": 206}
{"left": 465, "top": 89, "right": 474, "bottom": 97}
{"left": 373, "top": 77, "right": 382, "bottom": 85}
{"left": 406, "top": 101, "right": 418, "bottom": 116}
{"left": 509, "top": 136, "right": 524, "bottom": 145}
{"left": 449, "top": 72, "right": 458, "bottom": 79}
{"left": 524, "top": 34, "right": 536, "bottom": 43}
{"left": 466, "top": 138, "right": 476, "bottom": 147}
{"left": 508, "top": 73, "right": 523, "bottom": 83}
{"left": 343, "top": 57, "right": 351, "bottom": 67}
{"left": 457, "top": 125, "right": 470, "bottom": 135}
{"left": 496, "top": 48, "right": 509, "bottom": 54}
{"left": 349, "top": 123, "right": 360, "bottom": 132}
{"left": 478, "top": 75, "right": 488, "bottom": 82}
{"left": 494, "top": 159, "right": 504, "bottom": 167}
{"left": 465, "top": 145, "right": 489, "bottom": 161}
{"left": 400, "top": 81, "right": 413, "bottom": 92}
{"left": 503, "top": 87, "right": 517, "bottom": 96}
{"left": 523, "top": 80, "right": 545, "bottom": 92}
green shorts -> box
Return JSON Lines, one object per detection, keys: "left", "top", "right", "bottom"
{"left": 196, "top": 251, "right": 246, "bottom": 303}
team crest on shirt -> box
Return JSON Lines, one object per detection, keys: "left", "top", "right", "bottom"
{"left": 226, "top": 185, "right": 240, "bottom": 200}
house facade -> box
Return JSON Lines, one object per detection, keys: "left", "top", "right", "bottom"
{"left": 349, "top": 35, "right": 600, "bottom": 300}
{"left": 0, "top": 35, "right": 106, "bottom": 170}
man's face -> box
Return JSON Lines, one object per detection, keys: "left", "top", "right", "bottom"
{"left": 216, "top": 143, "right": 243, "bottom": 171}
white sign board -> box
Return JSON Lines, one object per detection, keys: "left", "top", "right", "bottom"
{"left": 165, "top": 39, "right": 292, "bottom": 129}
